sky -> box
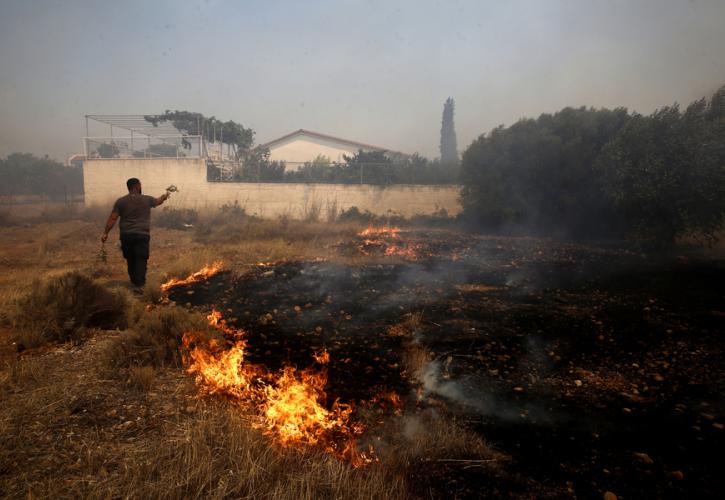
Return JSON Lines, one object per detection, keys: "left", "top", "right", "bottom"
{"left": 1, "top": 0, "right": 724, "bottom": 161}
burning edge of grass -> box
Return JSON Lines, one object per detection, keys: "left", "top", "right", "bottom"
{"left": 181, "top": 309, "right": 375, "bottom": 467}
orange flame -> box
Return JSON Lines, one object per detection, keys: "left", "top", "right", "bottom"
{"left": 312, "top": 348, "right": 330, "bottom": 364}
{"left": 357, "top": 227, "right": 426, "bottom": 260}
{"left": 160, "top": 262, "right": 223, "bottom": 291}
{"left": 182, "top": 310, "right": 373, "bottom": 466}
{"left": 358, "top": 226, "right": 401, "bottom": 238}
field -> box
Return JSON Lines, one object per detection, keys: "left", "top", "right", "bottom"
{"left": 1, "top": 209, "right": 723, "bottom": 499}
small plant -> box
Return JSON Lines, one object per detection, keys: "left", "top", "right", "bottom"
{"left": 96, "top": 243, "right": 107, "bottom": 263}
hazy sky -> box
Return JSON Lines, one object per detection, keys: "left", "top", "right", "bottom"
{"left": 1, "top": 0, "right": 724, "bottom": 160}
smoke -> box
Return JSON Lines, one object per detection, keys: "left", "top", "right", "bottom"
{"left": 419, "top": 357, "right": 556, "bottom": 424}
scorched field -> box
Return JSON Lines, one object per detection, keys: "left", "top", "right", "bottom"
{"left": 1, "top": 218, "right": 723, "bottom": 499}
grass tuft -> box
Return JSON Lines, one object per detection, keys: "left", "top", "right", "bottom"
{"left": 12, "top": 271, "right": 128, "bottom": 348}
{"left": 102, "top": 307, "right": 208, "bottom": 371}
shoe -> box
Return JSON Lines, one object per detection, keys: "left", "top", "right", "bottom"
{"left": 132, "top": 286, "right": 145, "bottom": 296}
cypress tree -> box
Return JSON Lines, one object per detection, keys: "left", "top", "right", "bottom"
{"left": 440, "top": 97, "right": 459, "bottom": 164}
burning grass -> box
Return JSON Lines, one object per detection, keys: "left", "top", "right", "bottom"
{"left": 182, "top": 309, "right": 373, "bottom": 467}
{"left": 160, "top": 261, "right": 224, "bottom": 291}
{"left": 2, "top": 217, "right": 725, "bottom": 498}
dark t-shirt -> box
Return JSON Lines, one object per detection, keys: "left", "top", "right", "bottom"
{"left": 112, "top": 194, "right": 157, "bottom": 236}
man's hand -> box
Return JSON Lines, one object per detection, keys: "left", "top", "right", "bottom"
{"left": 103, "top": 211, "right": 119, "bottom": 240}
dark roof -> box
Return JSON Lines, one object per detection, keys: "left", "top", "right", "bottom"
{"left": 261, "top": 129, "right": 388, "bottom": 151}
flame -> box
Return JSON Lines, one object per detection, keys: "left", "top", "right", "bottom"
{"left": 312, "top": 348, "right": 330, "bottom": 364}
{"left": 358, "top": 226, "right": 401, "bottom": 238}
{"left": 384, "top": 243, "right": 424, "bottom": 260}
{"left": 160, "top": 261, "right": 223, "bottom": 291}
{"left": 182, "top": 310, "right": 373, "bottom": 466}
{"left": 356, "top": 227, "right": 426, "bottom": 260}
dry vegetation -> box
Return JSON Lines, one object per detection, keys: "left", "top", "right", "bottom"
{"left": 0, "top": 205, "right": 493, "bottom": 499}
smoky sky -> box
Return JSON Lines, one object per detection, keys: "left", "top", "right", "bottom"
{"left": 1, "top": 0, "right": 724, "bottom": 161}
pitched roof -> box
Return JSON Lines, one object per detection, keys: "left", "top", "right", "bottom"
{"left": 261, "top": 129, "right": 388, "bottom": 152}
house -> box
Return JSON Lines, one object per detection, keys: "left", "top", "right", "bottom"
{"left": 66, "top": 154, "right": 86, "bottom": 168}
{"left": 262, "top": 129, "right": 389, "bottom": 171}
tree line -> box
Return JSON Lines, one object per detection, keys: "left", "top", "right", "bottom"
{"left": 0, "top": 153, "right": 83, "bottom": 199}
{"left": 460, "top": 84, "right": 725, "bottom": 246}
{"left": 230, "top": 150, "right": 460, "bottom": 185}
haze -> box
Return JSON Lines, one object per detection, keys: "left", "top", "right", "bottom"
{"left": 1, "top": 0, "right": 724, "bottom": 160}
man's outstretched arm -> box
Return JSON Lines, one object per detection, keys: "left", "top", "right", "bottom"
{"left": 101, "top": 211, "right": 119, "bottom": 242}
{"left": 154, "top": 193, "right": 170, "bottom": 207}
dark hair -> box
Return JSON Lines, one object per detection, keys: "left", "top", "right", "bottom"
{"left": 126, "top": 178, "right": 141, "bottom": 191}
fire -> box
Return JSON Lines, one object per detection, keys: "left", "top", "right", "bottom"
{"left": 182, "top": 310, "right": 373, "bottom": 466}
{"left": 160, "top": 261, "right": 223, "bottom": 291}
{"left": 356, "top": 226, "right": 426, "bottom": 260}
{"left": 384, "top": 243, "right": 424, "bottom": 260}
{"left": 312, "top": 348, "right": 330, "bottom": 364}
{"left": 358, "top": 226, "right": 401, "bottom": 238}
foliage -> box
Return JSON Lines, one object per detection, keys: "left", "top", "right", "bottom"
{"left": 97, "top": 142, "right": 120, "bottom": 158}
{"left": 133, "top": 142, "right": 181, "bottom": 158}
{"left": 0, "top": 153, "right": 83, "bottom": 197}
{"left": 145, "top": 110, "right": 254, "bottom": 157}
{"left": 461, "top": 107, "right": 633, "bottom": 237}
{"left": 234, "top": 146, "right": 286, "bottom": 181}
{"left": 440, "top": 97, "right": 458, "bottom": 164}
{"left": 461, "top": 85, "right": 725, "bottom": 245}
{"left": 283, "top": 150, "right": 459, "bottom": 185}
{"left": 598, "top": 86, "right": 725, "bottom": 245}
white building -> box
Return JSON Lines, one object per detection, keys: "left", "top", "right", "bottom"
{"left": 262, "top": 129, "right": 389, "bottom": 171}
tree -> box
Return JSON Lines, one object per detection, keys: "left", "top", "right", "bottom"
{"left": 0, "top": 153, "right": 83, "bottom": 198}
{"left": 133, "top": 143, "right": 180, "bottom": 158}
{"left": 598, "top": 84, "right": 725, "bottom": 245}
{"left": 460, "top": 107, "right": 631, "bottom": 237}
{"left": 145, "top": 111, "right": 254, "bottom": 158}
{"left": 234, "top": 146, "right": 285, "bottom": 182}
{"left": 440, "top": 97, "right": 458, "bottom": 164}
{"left": 96, "top": 142, "right": 119, "bottom": 158}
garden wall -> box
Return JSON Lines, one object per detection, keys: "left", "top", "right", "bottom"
{"left": 83, "top": 158, "right": 462, "bottom": 218}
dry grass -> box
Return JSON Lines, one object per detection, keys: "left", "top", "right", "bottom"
{"left": 0, "top": 210, "right": 505, "bottom": 499}
{"left": 11, "top": 271, "right": 129, "bottom": 349}
{"left": 85, "top": 404, "right": 406, "bottom": 500}
{"left": 102, "top": 307, "right": 209, "bottom": 372}
{"left": 127, "top": 365, "right": 156, "bottom": 391}
{"left": 375, "top": 409, "right": 503, "bottom": 468}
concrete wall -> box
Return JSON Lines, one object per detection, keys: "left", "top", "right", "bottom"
{"left": 84, "top": 158, "right": 462, "bottom": 218}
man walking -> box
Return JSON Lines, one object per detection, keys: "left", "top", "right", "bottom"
{"left": 101, "top": 178, "right": 169, "bottom": 293}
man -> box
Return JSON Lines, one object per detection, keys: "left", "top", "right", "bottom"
{"left": 101, "top": 178, "right": 169, "bottom": 292}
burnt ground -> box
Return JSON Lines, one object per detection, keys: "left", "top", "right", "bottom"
{"left": 168, "top": 229, "right": 725, "bottom": 499}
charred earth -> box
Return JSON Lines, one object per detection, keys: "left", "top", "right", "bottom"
{"left": 168, "top": 229, "right": 725, "bottom": 499}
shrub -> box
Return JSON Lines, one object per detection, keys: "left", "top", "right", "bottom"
{"left": 103, "top": 307, "right": 209, "bottom": 370}
{"left": 154, "top": 207, "right": 199, "bottom": 230}
{"left": 13, "top": 272, "right": 129, "bottom": 348}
